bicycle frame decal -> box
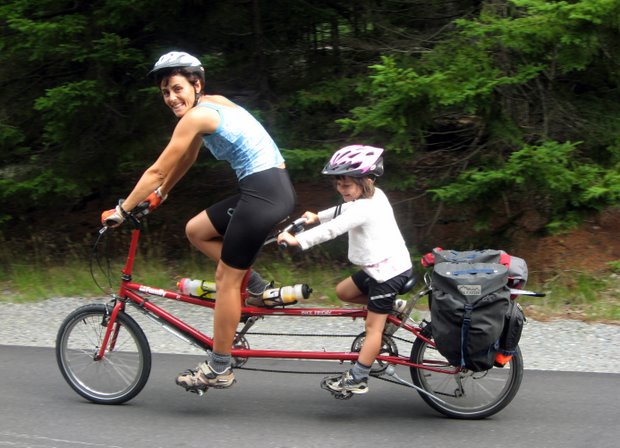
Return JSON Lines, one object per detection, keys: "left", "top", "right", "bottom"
{"left": 137, "top": 285, "right": 173, "bottom": 298}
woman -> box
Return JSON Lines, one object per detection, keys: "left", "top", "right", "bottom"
{"left": 101, "top": 51, "right": 296, "bottom": 393}
{"left": 277, "top": 145, "right": 412, "bottom": 395}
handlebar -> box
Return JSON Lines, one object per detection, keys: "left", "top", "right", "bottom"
{"left": 263, "top": 218, "right": 307, "bottom": 249}
{"left": 279, "top": 217, "right": 307, "bottom": 249}
{"left": 281, "top": 217, "right": 307, "bottom": 235}
{"left": 102, "top": 200, "right": 151, "bottom": 230}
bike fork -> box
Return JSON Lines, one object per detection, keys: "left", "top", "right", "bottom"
{"left": 95, "top": 300, "right": 124, "bottom": 361}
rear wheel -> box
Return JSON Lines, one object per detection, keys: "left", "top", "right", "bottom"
{"left": 409, "top": 329, "right": 523, "bottom": 419}
{"left": 56, "top": 304, "right": 151, "bottom": 404}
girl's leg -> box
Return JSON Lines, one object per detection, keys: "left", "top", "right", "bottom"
{"left": 357, "top": 310, "right": 389, "bottom": 366}
{"left": 323, "top": 310, "right": 388, "bottom": 395}
{"left": 335, "top": 277, "right": 367, "bottom": 305}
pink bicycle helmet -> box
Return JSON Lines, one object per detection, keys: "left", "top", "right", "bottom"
{"left": 322, "top": 145, "right": 384, "bottom": 177}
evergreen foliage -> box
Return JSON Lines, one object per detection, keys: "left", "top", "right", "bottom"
{"left": 342, "top": 0, "right": 620, "bottom": 229}
{"left": 1, "top": 0, "right": 618, "bottom": 239}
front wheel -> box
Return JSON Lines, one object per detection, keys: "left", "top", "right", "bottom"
{"left": 56, "top": 303, "right": 151, "bottom": 404}
{"left": 409, "top": 329, "right": 523, "bottom": 419}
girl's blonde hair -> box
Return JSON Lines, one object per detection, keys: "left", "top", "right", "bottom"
{"left": 334, "top": 175, "right": 375, "bottom": 198}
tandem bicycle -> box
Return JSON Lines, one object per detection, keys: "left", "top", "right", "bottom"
{"left": 55, "top": 208, "right": 542, "bottom": 419}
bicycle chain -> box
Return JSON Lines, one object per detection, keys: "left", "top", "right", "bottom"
{"left": 236, "top": 364, "right": 416, "bottom": 390}
{"left": 234, "top": 330, "right": 416, "bottom": 379}
{"left": 238, "top": 330, "right": 416, "bottom": 345}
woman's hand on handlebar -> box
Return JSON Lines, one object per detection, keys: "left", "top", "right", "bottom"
{"left": 101, "top": 205, "right": 127, "bottom": 228}
{"left": 100, "top": 200, "right": 151, "bottom": 228}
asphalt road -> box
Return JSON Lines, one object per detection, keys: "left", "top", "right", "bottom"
{"left": 1, "top": 345, "right": 618, "bottom": 448}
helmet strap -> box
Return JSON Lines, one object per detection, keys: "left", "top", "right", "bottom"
{"left": 192, "top": 80, "right": 203, "bottom": 107}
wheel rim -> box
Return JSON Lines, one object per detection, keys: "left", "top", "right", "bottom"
{"left": 59, "top": 312, "right": 145, "bottom": 401}
{"left": 412, "top": 341, "right": 521, "bottom": 417}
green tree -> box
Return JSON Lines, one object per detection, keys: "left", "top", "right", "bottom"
{"left": 340, "top": 0, "right": 620, "bottom": 230}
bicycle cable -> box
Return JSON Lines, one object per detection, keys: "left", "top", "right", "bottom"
{"left": 89, "top": 228, "right": 115, "bottom": 296}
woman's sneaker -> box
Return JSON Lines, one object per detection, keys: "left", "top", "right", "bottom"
{"left": 323, "top": 370, "right": 369, "bottom": 394}
{"left": 247, "top": 271, "right": 270, "bottom": 296}
{"left": 176, "top": 361, "right": 236, "bottom": 393}
{"left": 245, "top": 295, "right": 266, "bottom": 307}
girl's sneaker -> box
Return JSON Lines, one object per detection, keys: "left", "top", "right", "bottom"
{"left": 323, "top": 370, "right": 369, "bottom": 394}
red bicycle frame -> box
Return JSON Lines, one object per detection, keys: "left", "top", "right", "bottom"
{"left": 97, "top": 227, "right": 453, "bottom": 374}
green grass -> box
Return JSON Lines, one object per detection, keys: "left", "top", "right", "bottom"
{"left": 0, "top": 247, "right": 357, "bottom": 306}
{"left": 524, "top": 270, "right": 620, "bottom": 323}
{"left": 1, "top": 246, "right": 618, "bottom": 324}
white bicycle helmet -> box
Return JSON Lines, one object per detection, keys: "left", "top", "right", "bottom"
{"left": 322, "top": 145, "right": 385, "bottom": 177}
{"left": 147, "top": 51, "right": 204, "bottom": 77}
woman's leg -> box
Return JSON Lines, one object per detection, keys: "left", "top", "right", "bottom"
{"left": 185, "top": 210, "right": 223, "bottom": 261}
{"left": 177, "top": 169, "right": 294, "bottom": 391}
{"left": 175, "top": 259, "right": 245, "bottom": 391}
{"left": 212, "top": 260, "right": 246, "bottom": 354}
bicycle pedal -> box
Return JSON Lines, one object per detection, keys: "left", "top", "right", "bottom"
{"left": 333, "top": 391, "right": 353, "bottom": 400}
{"left": 320, "top": 378, "right": 353, "bottom": 400}
{"left": 177, "top": 382, "right": 209, "bottom": 396}
{"left": 193, "top": 388, "right": 207, "bottom": 397}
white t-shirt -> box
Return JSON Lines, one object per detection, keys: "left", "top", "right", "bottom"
{"left": 295, "top": 188, "right": 412, "bottom": 282}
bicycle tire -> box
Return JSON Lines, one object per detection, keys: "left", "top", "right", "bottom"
{"left": 56, "top": 303, "right": 151, "bottom": 405}
{"left": 409, "top": 328, "right": 523, "bottom": 419}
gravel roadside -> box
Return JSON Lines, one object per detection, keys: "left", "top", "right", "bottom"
{"left": 1, "top": 296, "right": 618, "bottom": 373}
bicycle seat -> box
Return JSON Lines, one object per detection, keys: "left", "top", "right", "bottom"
{"left": 398, "top": 276, "right": 417, "bottom": 295}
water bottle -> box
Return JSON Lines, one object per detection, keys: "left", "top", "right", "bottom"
{"left": 261, "top": 284, "right": 312, "bottom": 307}
{"left": 177, "top": 278, "right": 217, "bottom": 299}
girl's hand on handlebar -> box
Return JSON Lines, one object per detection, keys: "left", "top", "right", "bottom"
{"left": 277, "top": 231, "right": 299, "bottom": 248}
{"left": 301, "top": 211, "right": 319, "bottom": 225}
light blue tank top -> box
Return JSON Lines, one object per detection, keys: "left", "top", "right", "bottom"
{"left": 199, "top": 102, "right": 284, "bottom": 180}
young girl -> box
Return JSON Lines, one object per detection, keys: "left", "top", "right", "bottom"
{"left": 277, "top": 145, "right": 412, "bottom": 395}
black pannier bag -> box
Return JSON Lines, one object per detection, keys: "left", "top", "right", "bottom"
{"left": 423, "top": 248, "right": 529, "bottom": 288}
{"left": 499, "top": 300, "right": 526, "bottom": 355}
{"left": 430, "top": 262, "right": 511, "bottom": 371}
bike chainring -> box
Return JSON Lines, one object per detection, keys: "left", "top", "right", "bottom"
{"left": 350, "top": 332, "right": 399, "bottom": 375}
{"left": 231, "top": 336, "right": 250, "bottom": 368}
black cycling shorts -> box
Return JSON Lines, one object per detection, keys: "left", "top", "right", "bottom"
{"left": 207, "top": 167, "right": 296, "bottom": 270}
{"left": 351, "top": 268, "right": 413, "bottom": 314}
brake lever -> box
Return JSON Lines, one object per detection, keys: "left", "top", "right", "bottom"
{"left": 282, "top": 217, "right": 308, "bottom": 234}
